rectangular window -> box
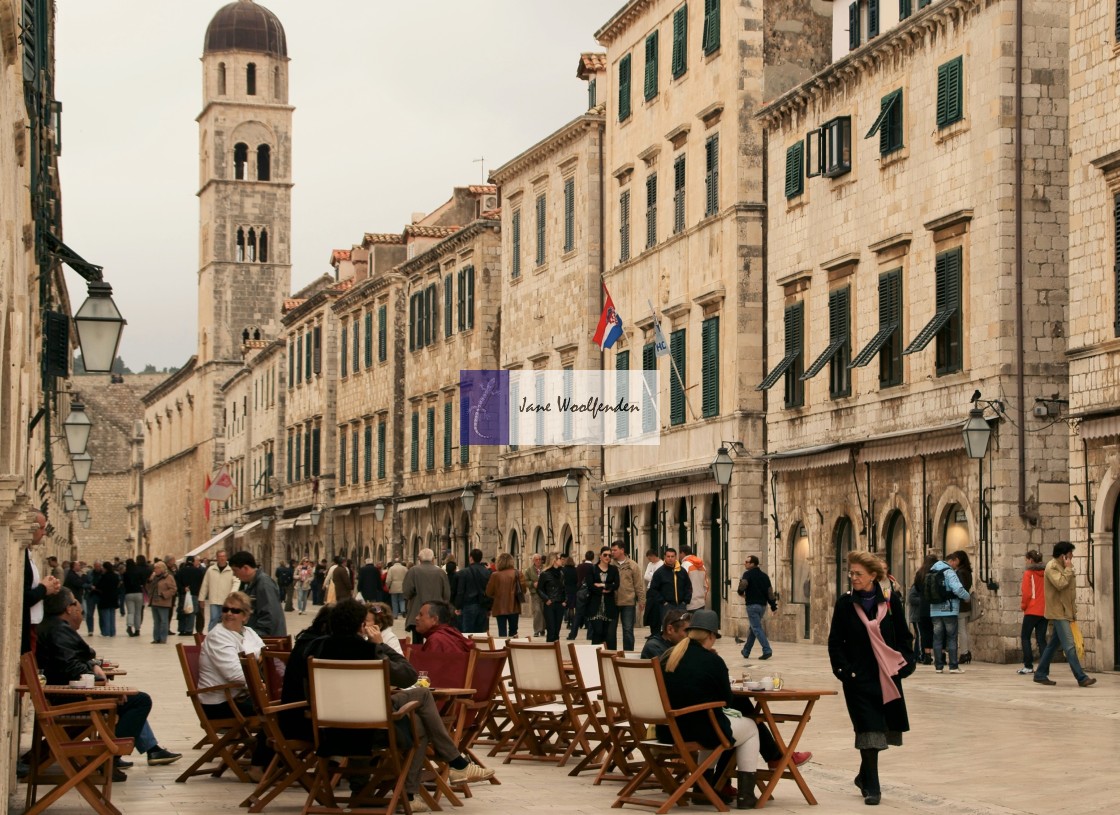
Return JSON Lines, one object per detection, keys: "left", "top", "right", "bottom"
{"left": 409, "top": 295, "right": 416, "bottom": 351}
{"left": 588, "top": 77, "right": 597, "bottom": 108}
{"left": 443, "top": 402, "right": 452, "bottom": 467}
{"left": 701, "top": 317, "right": 720, "bottom": 418}
{"left": 340, "top": 324, "right": 348, "bottom": 376}
{"left": 618, "top": 54, "right": 632, "bottom": 122}
{"left": 426, "top": 407, "right": 435, "bottom": 470}
{"left": 286, "top": 433, "right": 293, "bottom": 484}
{"left": 866, "top": 90, "right": 903, "bottom": 156}
{"left": 563, "top": 178, "right": 575, "bottom": 253}
{"left": 645, "top": 173, "right": 657, "bottom": 249}
{"left": 303, "top": 425, "right": 311, "bottom": 479}
{"left": 364, "top": 424, "right": 373, "bottom": 483}
{"left": 295, "top": 334, "right": 303, "bottom": 384}
{"left": 670, "top": 329, "right": 686, "bottom": 426}
{"left": 702, "top": 0, "right": 720, "bottom": 54}
{"left": 620, "top": 190, "right": 631, "bottom": 262}
{"left": 456, "top": 265, "right": 475, "bottom": 330}
{"left": 410, "top": 411, "right": 419, "bottom": 472}
{"left": 377, "top": 420, "right": 386, "bottom": 479}
{"left": 304, "top": 330, "right": 312, "bottom": 381}
{"left": 509, "top": 379, "right": 520, "bottom": 451}
{"left": 351, "top": 427, "right": 359, "bottom": 484}
{"left": 874, "top": 270, "right": 904, "bottom": 387}
{"left": 642, "top": 343, "right": 657, "bottom": 434}
{"left": 902, "top": 248, "right": 961, "bottom": 377}
{"left": 1115, "top": 193, "right": 1120, "bottom": 335}
{"left": 351, "top": 316, "right": 359, "bottom": 372}
{"left": 848, "top": 2, "right": 860, "bottom": 51}
{"left": 364, "top": 311, "right": 373, "bottom": 367}
{"left": 803, "top": 288, "right": 852, "bottom": 397}
{"left": 807, "top": 117, "right": 851, "bottom": 178}
{"left": 673, "top": 155, "right": 686, "bottom": 233}
{"left": 616, "top": 351, "right": 630, "bottom": 439}
{"left": 705, "top": 134, "right": 719, "bottom": 216}
{"left": 899, "top": 0, "right": 912, "bottom": 18}
{"left": 671, "top": 4, "right": 688, "bottom": 78}
{"left": 562, "top": 367, "right": 574, "bottom": 442}
{"left": 784, "top": 142, "right": 804, "bottom": 198}
{"left": 534, "top": 374, "right": 545, "bottom": 445}
{"left": 339, "top": 433, "right": 347, "bottom": 487}
{"left": 378, "top": 305, "right": 387, "bottom": 362}
{"left": 535, "top": 194, "right": 547, "bottom": 266}
{"left": 312, "top": 326, "right": 321, "bottom": 375}
{"left": 511, "top": 209, "right": 522, "bottom": 277}
{"left": 756, "top": 302, "right": 804, "bottom": 407}
{"left": 868, "top": 0, "right": 880, "bottom": 37}
{"left": 936, "top": 56, "right": 964, "bottom": 127}
{"left": 311, "top": 426, "right": 320, "bottom": 477}
{"left": 644, "top": 30, "right": 659, "bottom": 100}
{"left": 444, "top": 275, "right": 453, "bottom": 337}
{"left": 287, "top": 340, "right": 294, "bottom": 389}
{"left": 427, "top": 284, "right": 438, "bottom": 344}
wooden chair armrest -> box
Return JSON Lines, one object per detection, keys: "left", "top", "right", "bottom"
{"left": 87, "top": 708, "right": 134, "bottom": 754}
{"left": 391, "top": 700, "right": 421, "bottom": 720}
{"left": 669, "top": 700, "right": 726, "bottom": 717}
{"left": 189, "top": 681, "right": 245, "bottom": 697}
{"left": 39, "top": 698, "right": 119, "bottom": 718}
{"left": 262, "top": 700, "right": 307, "bottom": 715}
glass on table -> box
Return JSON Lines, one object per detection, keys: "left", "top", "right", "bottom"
{"left": 416, "top": 671, "right": 430, "bottom": 688}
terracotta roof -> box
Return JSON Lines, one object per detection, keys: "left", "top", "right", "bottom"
{"left": 577, "top": 52, "right": 607, "bottom": 79}
{"left": 404, "top": 224, "right": 461, "bottom": 239}
{"left": 283, "top": 298, "right": 306, "bottom": 310}
{"left": 242, "top": 339, "right": 270, "bottom": 349}
{"left": 468, "top": 184, "right": 498, "bottom": 195}
{"left": 330, "top": 249, "right": 351, "bottom": 264}
{"left": 330, "top": 278, "right": 355, "bottom": 292}
{"left": 480, "top": 208, "right": 501, "bottom": 219}
{"left": 364, "top": 232, "right": 404, "bottom": 245}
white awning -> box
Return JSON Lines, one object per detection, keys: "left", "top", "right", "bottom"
{"left": 233, "top": 519, "right": 261, "bottom": 538}
{"left": 657, "top": 481, "right": 721, "bottom": 501}
{"left": 397, "top": 498, "right": 430, "bottom": 512}
{"left": 1080, "top": 414, "right": 1120, "bottom": 441}
{"left": 359, "top": 504, "right": 382, "bottom": 516}
{"left": 333, "top": 508, "right": 351, "bottom": 517}
{"left": 769, "top": 447, "right": 852, "bottom": 473}
{"left": 183, "top": 526, "right": 233, "bottom": 560}
{"left": 274, "top": 518, "right": 295, "bottom": 530}
{"left": 493, "top": 477, "right": 568, "bottom": 497}
{"left": 604, "top": 489, "right": 658, "bottom": 509}
{"left": 294, "top": 513, "right": 313, "bottom": 527}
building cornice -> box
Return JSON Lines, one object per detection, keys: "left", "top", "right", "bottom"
{"left": 142, "top": 357, "right": 198, "bottom": 405}
{"left": 757, "top": 0, "right": 994, "bottom": 131}
{"left": 489, "top": 111, "right": 605, "bottom": 186}
{"left": 332, "top": 271, "right": 404, "bottom": 312}
{"left": 398, "top": 218, "right": 501, "bottom": 279}
{"left": 595, "top": 0, "right": 656, "bottom": 45}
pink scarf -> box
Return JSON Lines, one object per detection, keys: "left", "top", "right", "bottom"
{"left": 856, "top": 600, "right": 908, "bottom": 703}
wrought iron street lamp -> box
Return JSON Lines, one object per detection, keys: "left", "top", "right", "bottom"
{"left": 63, "top": 488, "right": 76, "bottom": 513}
{"left": 69, "top": 481, "right": 86, "bottom": 503}
{"left": 962, "top": 408, "right": 992, "bottom": 460}
{"left": 460, "top": 487, "right": 476, "bottom": 513}
{"left": 374, "top": 501, "right": 386, "bottom": 522}
{"left": 77, "top": 502, "right": 90, "bottom": 523}
{"left": 72, "top": 281, "right": 126, "bottom": 373}
{"left": 63, "top": 401, "right": 92, "bottom": 456}
{"left": 71, "top": 451, "right": 93, "bottom": 484}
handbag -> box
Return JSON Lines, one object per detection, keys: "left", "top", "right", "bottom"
{"left": 1070, "top": 621, "right": 1085, "bottom": 660}
{"left": 575, "top": 582, "right": 590, "bottom": 614}
{"left": 514, "top": 575, "right": 526, "bottom": 605}
{"left": 476, "top": 568, "right": 493, "bottom": 611}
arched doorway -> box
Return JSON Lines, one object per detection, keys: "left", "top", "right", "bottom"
{"left": 509, "top": 528, "right": 520, "bottom": 569}
{"left": 709, "top": 494, "right": 723, "bottom": 624}
{"left": 1113, "top": 501, "right": 1120, "bottom": 670}
{"left": 619, "top": 506, "right": 632, "bottom": 554}
{"left": 942, "top": 503, "right": 970, "bottom": 556}
{"left": 533, "top": 527, "right": 544, "bottom": 557}
{"left": 560, "top": 524, "right": 573, "bottom": 555}
{"left": 791, "top": 523, "right": 810, "bottom": 639}
{"left": 677, "top": 498, "right": 689, "bottom": 553}
{"left": 650, "top": 502, "right": 661, "bottom": 555}
{"left": 834, "top": 517, "right": 855, "bottom": 601}
{"left": 884, "top": 511, "right": 908, "bottom": 586}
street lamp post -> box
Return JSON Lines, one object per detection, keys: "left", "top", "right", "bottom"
{"left": 962, "top": 401, "right": 999, "bottom": 590}
{"left": 72, "top": 281, "right": 127, "bottom": 373}
{"left": 563, "top": 471, "right": 581, "bottom": 548}
{"left": 63, "top": 401, "right": 92, "bottom": 456}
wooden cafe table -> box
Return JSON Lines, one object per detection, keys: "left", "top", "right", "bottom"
{"left": 732, "top": 686, "right": 837, "bottom": 808}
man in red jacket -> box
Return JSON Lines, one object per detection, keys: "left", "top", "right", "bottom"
{"left": 413, "top": 601, "right": 475, "bottom": 653}
{"left": 1018, "top": 550, "right": 1047, "bottom": 675}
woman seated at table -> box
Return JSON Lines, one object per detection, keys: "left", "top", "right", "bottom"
{"left": 366, "top": 601, "right": 403, "bottom": 655}
{"left": 660, "top": 609, "right": 760, "bottom": 810}
{"left": 197, "top": 590, "right": 270, "bottom": 778}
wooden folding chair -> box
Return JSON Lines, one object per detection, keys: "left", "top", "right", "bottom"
{"left": 565, "top": 643, "right": 611, "bottom": 777}
{"left": 303, "top": 658, "right": 419, "bottom": 815}
{"left": 503, "top": 640, "right": 595, "bottom": 767}
{"left": 19, "top": 653, "right": 133, "bottom": 815}
{"left": 174, "top": 642, "right": 258, "bottom": 783}
{"left": 262, "top": 635, "right": 294, "bottom": 652}
{"left": 612, "top": 657, "right": 732, "bottom": 814}
{"left": 261, "top": 649, "right": 290, "bottom": 703}
{"left": 408, "top": 648, "right": 477, "bottom": 697}
{"left": 592, "top": 649, "right": 641, "bottom": 786}
{"left": 238, "top": 656, "right": 319, "bottom": 812}
{"left": 447, "top": 648, "right": 507, "bottom": 799}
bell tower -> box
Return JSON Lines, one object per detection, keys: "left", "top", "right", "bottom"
{"left": 197, "top": 0, "right": 292, "bottom": 364}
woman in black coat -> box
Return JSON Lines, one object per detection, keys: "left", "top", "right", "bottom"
{"left": 94, "top": 561, "right": 120, "bottom": 637}
{"left": 583, "top": 549, "right": 619, "bottom": 645}
{"left": 828, "top": 551, "right": 914, "bottom": 806}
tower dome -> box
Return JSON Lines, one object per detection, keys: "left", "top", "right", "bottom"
{"left": 204, "top": 0, "right": 287, "bottom": 58}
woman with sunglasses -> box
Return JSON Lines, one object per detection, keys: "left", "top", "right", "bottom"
{"left": 584, "top": 548, "right": 620, "bottom": 645}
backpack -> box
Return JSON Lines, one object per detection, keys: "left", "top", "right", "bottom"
{"left": 923, "top": 568, "right": 951, "bottom": 604}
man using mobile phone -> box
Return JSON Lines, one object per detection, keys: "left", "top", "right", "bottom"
{"left": 1034, "top": 542, "right": 1096, "bottom": 687}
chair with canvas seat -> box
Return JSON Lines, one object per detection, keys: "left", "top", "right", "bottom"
{"left": 175, "top": 642, "right": 258, "bottom": 783}
{"left": 19, "top": 652, "right": 133, "bottom": 815}
{"left": 612, "top": 656, "right": 732, "bottom": 813}
{"left": 565, "top": 643, "right": 611, "bottom": 777}
{"left": 448, "top": 648, "right": 507, "bottom": 799}
{"left": 302, "top": 658, "right": 420, "bottom": 815}
{"left": 591, "top": 649, "right": 641, "bottom": 786}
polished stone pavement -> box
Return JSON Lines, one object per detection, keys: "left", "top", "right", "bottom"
{"left": 11, "top": 608, "right": 1119, "bottom": 814}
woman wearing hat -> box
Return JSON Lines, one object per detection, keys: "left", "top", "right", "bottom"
{"left": 828, "top": 551, "right": 914, "bottom": 806}
{"left": 660, "top": 609, "right": 760, "bottom": 809}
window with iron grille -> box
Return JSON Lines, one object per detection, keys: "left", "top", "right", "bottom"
{"left": 564, "top": 178, "right": 575, "bottom": 253}
{"left": 701, "top": 317, "right": 719, "bottom": 417}
{"left": 620, "top": 190, "right": 631, "bottom": 262}
{"left": 785, "top": 142, "right": 804, "bottom": 198}
{"left": 619, "top": 54, "right": 632, "bottom": 121}
{"left": 670, "top": 329, "right": 686, "bottom": 425}
{"left": 646, "top": 173, "right": 658, "bottom": 249}
{"left": 672, "top": 4, "right": 688, "bottom": 78}
{"left": 865, "top": 90, "right": 903, "bottom": 156}
{"left": 511, "top": 209, "right": 522, "bottom": 278}
{"left": 673, "top": 155, "right": 686, "bottom": 233}
{"left": 644, "top": 30, "right": 659, "bottom": 100}
{"left": 936, "top": 57, "right": 963, "bottom": 127}
{"left": 535, "top": 194, "right": 547, "bottom": 266}
{"left": 702, "top": 0, "right": 720, "bottom": 54}
{"left": 705, "top": 134, "right": 719, "bottom": 216}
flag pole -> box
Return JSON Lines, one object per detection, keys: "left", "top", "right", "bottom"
{"left": 648, "top": 300, "right": 697, "bottom": 421}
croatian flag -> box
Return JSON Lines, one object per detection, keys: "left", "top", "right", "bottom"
{"left": 592, "top": 284, "right": 624, "bottom": 351}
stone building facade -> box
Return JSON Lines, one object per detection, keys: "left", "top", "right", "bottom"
{"left": 1067, "top": 0, "right": 1120, "bottom": 671}
{"left": 758, "top": 0, "right": 1070, "bottom": 657}
{"left": 592, "top": 0, "right": 831, "bottom": 626}
{"left": 489, "top": 86, "right": 605, "bottom": 567}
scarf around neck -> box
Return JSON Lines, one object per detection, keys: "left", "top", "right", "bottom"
{"left": 855, "top": 596, "right": 908, "bottom": 703}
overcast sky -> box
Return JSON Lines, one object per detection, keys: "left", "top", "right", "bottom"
{"left": 55, "top": 1, "right": 610, "bottom": 370}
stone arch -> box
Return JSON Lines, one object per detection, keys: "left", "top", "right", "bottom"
{"left": 932, "top": 484, "right": 975, "bottom": 557}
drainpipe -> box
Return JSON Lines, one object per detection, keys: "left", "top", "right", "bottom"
{"left": 1014, "top": 0, "right": 1032, "bottom": 523}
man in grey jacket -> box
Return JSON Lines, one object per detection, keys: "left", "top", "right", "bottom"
{"left": 403, "top": 548, "right": 450, "bottom": 644}
{"left": 230, "top": 550, "right": 287, "bottom": 636}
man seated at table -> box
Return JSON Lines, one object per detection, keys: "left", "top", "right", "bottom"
{"left": 412, "top": 600, "right": 475, "bottom": 654}
{"left": 641, "top": 607, "right": 689, "bottom": 659}
{"left": 35, "top": 588, "right": 182, "bottom": 776}
{"left": 281, "top": 599, "right": 492, "bottom": 812}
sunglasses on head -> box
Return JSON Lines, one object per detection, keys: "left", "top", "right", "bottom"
{"left": 221, "top": 606, "right": 246, "bottom": 615}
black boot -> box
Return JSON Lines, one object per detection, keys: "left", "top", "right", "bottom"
{"left": 858, "top": 749, "right": 880, "bottom": 805}
{"left": 736, "top": 772, "right": 757, "bottom": 810}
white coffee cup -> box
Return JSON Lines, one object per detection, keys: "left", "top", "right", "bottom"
{"left": 79, "top": 673, "right": 96, "bottom": 689}
{"left": 760, "top": 676, "right": 774, "bottom": 691}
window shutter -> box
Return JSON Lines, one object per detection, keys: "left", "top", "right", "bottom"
{"left": 288, "top": 340, "right": 294, "bottom": 388}
{"left": 642, "top": 343, "right": 657, "bottom": 434}
{"left": 378, "top": 421, "right": 386, "bottom": 478}
{"left": 444, "top": 402, "right": 452, "bottom": 467}
{"left": 705, "top": 135, "right": 719, "bottom": 216}
{"left": 646, "top": 173, "right": 658, "bottom": 249}
{"left": 618, "top": 54, "right": 632, "bottom": 121}
{"left": 1116, "top": 0, "right": 1120, "bottom": 41}
{"left": 311, "top": 427, "right": 320, "bottom": 476}
{"left": 937, "top": 57, "right": 963, "bottom": 126}
{"left": 535, "top": 194, "right": 546, "bottom": 265}
{"left": 620, "top": 190, "right": 631, "bottom": 262}
{"left": 511, "top": 209, "right": 522, "bottom": 278}
{"left": 295, "top": 335, "right": 303, "bottom": 384}
{"left": 563, "top": 368, "right": 574, "bottom": 441}
{"left": 644, "top": 31, "right": 659, "bottom": 100}
{"left": 303, "top": 427, "right": 312, "bottom": 479}
{"left": 466, "top": 266, "right": 475, "bottom": 329}
{"left": 616, "top": 351, "right": 630, "bottom": 439}
{"left": 43, "top": 311, "right": 69, "bottom": 379}
{"left": 444, "top": 275, "right": 453, "bottom": 337}
{"left": 784, "top": 143, "right": 804, "bottom": 198}
{"left": 304, "top": 330, "right": 312, "bottom": 379}
{"left": 588, "top": 77, "right": 597, "bottom": 109}
{"left": 364, "top": 424, "right": 373, "bottom": 482}
{"left": 457, "top": 269, "right": 465, "bottom": 331}
{"left": 351, "top": 427, "right": 359, "bottom": 482}
{"left": 849, "top": 2, "right": 860, "bottom": 51}
{"left": 703, "top": 0, "right": 720, "bottom": 54}
{"left": 673, "top": 155, "right": 686, "bottom": 233}
{"left": 352, "top": 316, "right": 359, "bottom": 371}
{"left": 670, "top": 329, "right": 686, "bottom": 426}
{"left": 378, "top": 305, "right": 387, "bottom": 362}
{"left": 312, "top": 326, "right": 321, "bottom": 374}
{"left": 702, "top": 317, "right": 719, "bottom": 418}
{"left": 339, "top": 434, "right": 346, "bottom": 486}
{"left": 899, "top": 0, "right": 912, "bottom": 21}
{"left": 672, "top": 5, "right": 688, "bottom": 77}
{"left": 411, "top": 411, "right": 419, "bottom": 472}
{"left": 286, "top": 434, "right": 293, "bottom": 483}
{"left": 1115, "top": 194, "right": 1120, "bottom": 335}
{"left": 426, "top": 407, "right": 435, "bottom": 470}
{"left": 341, "top": 324, "right": 348, "bottom": 375}
{"left": 564, "top": 178, "right": 575, "bottom": 252}
{"left": 868, "top": 0, "right": 880, "bottom": 37}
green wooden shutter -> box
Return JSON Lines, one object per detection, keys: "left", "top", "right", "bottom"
{"left": 644, "top": 31, "right": 659, "bottom": 100}
{"left": 702, "top": 0, "right": 720, "bottom": 54}
{"left": 783, "top": 303, "right": 805, "bottom": 407}
{"left": 364, "top": 424, "right": 372, "bottom": 482}
{"left": 620, "top": 190, "right": 631, "bottom": 262}
{"left": 511, "top": 209, "right": 522, "bottom": 277}
{"left": 340, "top": 325, "right": 348, "bottom": 375}
{"left": 364, "top": 311, "right": 373, "bottom": 366}
{"left": 900, "top": 0, "right": 912, "bottom": 18}
{"left": 588, "top": 78, "right": 597, "bottom": 109}
{"left": 378, "top": 305, "right": 387, "bottom": 362}
{"left": 288, "top": 339, "right": 295, "bottom": 388}
{"left": 351, "top": 427, "right": 359, "bottom": 482}
{"left": 642, "top": 343, "right": 657, "bottom": 434}
{"left": 646, "top": 173, "right": 657, "bottom": 249}
{"left": 785, "top": 143, "right": 804, "bottom": 198}
{"left": 1115, "top": 194, "right": 1120, "bottom": 335}
{"left": 673, "top": 154, "right": 686, "bottom": 233}
{"left": 305, "top": 330, "right": 313, "bottom": 379}
{"left": 616, "top": 351, "right": 630, "bottom": 439}
{"left": 444, "top": 402, "right": 452, "bottom": 467}
{"left": 1116, "top": 0, "right": 1120, "bottom": 40}
{"left": 377, "top": 420, "right": 386, "bottom": 479}
{"left": 313, "top": 326, "right": 322, "bottom": 374}
{"left": 868, "top": 0, "right": 880, "bottom": 37}
{"left": 456, "top": 269, "right": 465, "bottom": 331}
{"left": 411, "top": 411, "right": 419, "bottom": 472}
{"left": 848, "top": 2, "right": 860, "bottom": 51}
{"left": 426, "top": 407, "right": 435, "bottom": 470}
{"left": 286, "top": 434, "right": 293, "bottom": 483}
{"left": 672, "top": 4, "right": 688, "bottom": 78}
{"left": 535, "top": 195, "right": 546, "bottom": 265}
{"left": 564, "top": 179, "right": 575, "bottom": 252}
{"left": 444, "top": 275, "right": 453, "bottom": 336}
{"left": 563, "top": 368, "right": 574, "bottom": 441}
{"left": 466, "top": 266, "right": 475, "bottom": 329}
{"left": 701, "top": 317, "right": 719, "bottom": 418}
{"left": 618, "top": 54, "right": 632, "bottom": 121}
{"left": 937, "top": 57, "right": 963, "bottom": 127}
{"left": 303, "top": 426, "right": 312, "bottom": 479}
{"left": 311, "top": 427, "right": 321, "bottom": 476}
{"left": 670, "top": 329, "right": 686, "bottom": 425}
{"left": 352, "top": 316, "right": 360, "bottom": 371}
{"left": 339, "top": 434, "right": 346, "bottom": 486}
{"left": 878, "top": 90, "right": 903, "bottom": 155}
{"left": 705, "top": 134, "right": 719, "bottom": 216}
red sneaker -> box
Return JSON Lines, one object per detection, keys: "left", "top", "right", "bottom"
{"left": 767, "top": 751, "right": 812, "bottom": 770}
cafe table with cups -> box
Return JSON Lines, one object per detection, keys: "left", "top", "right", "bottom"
{"left": 731, "top": 668, "right": 836, "bottom": 807}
